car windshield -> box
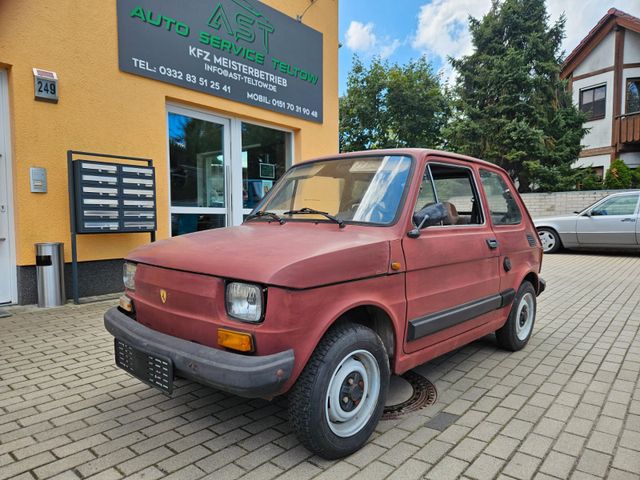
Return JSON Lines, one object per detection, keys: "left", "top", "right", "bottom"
{"left": 251, "top": 155, "right": 412, "bottom": 225}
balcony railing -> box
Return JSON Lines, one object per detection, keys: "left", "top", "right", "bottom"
{"left": 616, "top": 112, "right": 640, "bottom": 145}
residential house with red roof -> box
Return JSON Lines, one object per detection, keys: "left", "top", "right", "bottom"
{"left": 561, "top": 8, "right": 640, "bottom": 176}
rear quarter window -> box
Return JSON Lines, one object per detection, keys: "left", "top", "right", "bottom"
{"left": 479, "top": 169, "right": 522, "bottom": 225}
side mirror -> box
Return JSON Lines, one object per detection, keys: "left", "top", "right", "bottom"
{"left": 408, "top": 203, "right": 448, "bottom": 238}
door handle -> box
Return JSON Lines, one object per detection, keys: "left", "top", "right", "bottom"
{"left": 486, "top": 239, "right": 499, "bottom": 249}
{"left": 621, "top": 218, "right": 636, "bottom": 222}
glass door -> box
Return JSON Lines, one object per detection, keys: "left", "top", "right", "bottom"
{"left": 168, "top": 108, "right": 231, "bottom": 236}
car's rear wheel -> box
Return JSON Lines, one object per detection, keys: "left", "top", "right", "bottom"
{"left": 537, "top": 227, "right": 561, "bottom": 254}
{"left": 288, "top": 322, "right": 389, "bottom": 459}
{"left": 496, "top": 281, "right": 536, "bottom": 351}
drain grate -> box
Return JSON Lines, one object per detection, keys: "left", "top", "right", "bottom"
{"left": 382, "top": 371, "right": 437, "bottom": 420}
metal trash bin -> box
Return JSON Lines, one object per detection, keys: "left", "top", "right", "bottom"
{"left": 35, "top": 242, "right": 66, "bottom": 307}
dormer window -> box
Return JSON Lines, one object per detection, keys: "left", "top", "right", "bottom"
{"left": 579, "top": 85, "right": 606, "bottom": 121}
{"left": 626, "top": 79, "right": 640, "bottom": 114}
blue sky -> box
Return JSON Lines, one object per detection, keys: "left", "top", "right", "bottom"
{"left": 337, "top": 0, "right": 619, "bottom": 95}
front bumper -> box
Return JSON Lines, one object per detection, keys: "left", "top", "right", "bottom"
{"left": 104, "top": 307, "right": 294, "bottom": 398}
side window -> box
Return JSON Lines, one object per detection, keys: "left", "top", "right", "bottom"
{"left": 413, "top": 163, "right": 483, "bottom": 226}
{"left": 591, "top": 195, "right": 639, "bottom": 216}
{"left": 480, "top": 169, "right": 522, "bottom": 225}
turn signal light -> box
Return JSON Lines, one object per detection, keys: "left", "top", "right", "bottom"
{"left": 119, "top": 294, "right": 134, "bottom": 313}
{"left": 217, "top": 328, "right": 254, "bottom": 353}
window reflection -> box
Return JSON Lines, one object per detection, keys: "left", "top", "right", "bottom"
{"left": 169, "top": 113, "right": 225, "bottom": 208}
{"left": 242, "top": 123, "right": 287, "bottom": 209}
{"left": 171, "top": 214, "right": 226, "bottom": 236}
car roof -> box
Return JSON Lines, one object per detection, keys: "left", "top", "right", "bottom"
{"left": 303, "top": 148, "right": 501, "bottom": 171}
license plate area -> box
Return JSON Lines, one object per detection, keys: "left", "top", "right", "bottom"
{"left": 114, "top": 338, "right": 174, "bottom": 394}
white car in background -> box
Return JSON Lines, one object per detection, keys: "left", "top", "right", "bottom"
{"left": 534, "top": 191, "right": 640, "bottom": 253}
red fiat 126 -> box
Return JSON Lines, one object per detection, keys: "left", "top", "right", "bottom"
{"left": 105, "top": 149, "right": 545, "bottom": 458}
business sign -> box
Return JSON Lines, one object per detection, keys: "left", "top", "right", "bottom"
{"left": 117, "top": 0, "right": 323, "bottom": 123}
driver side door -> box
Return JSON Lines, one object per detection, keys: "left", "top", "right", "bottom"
{"left": 402, "top": 159, "right": 502, "bottom": 354}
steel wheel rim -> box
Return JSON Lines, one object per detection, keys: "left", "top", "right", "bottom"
{"left": 538, "top": 230, "right": 556, "bottom": 253}
{"left": 516, "top": 292, "right": 535, "bottom": 341}
{"left": 325, "top": 349, "right": 380, "bottom": 438}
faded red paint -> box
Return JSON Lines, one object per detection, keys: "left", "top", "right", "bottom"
{"left": 124, "top": 149, "right": 543, "bottom": 396}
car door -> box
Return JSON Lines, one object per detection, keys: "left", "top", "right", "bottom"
{"left": 402, "top": 159, "right": 501, "bottom": 354}
{"left": 576, "top": 193, "right": 640, "bottom": 246}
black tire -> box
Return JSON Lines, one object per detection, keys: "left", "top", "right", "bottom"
{"left": 496, "top": 281, "right": 536, "bottom": 351}
{"left": 537, "top": 227, "right": 562, "bottom": 254}
{"left": 288, "top": 322, "right": 390, "bottom": 459}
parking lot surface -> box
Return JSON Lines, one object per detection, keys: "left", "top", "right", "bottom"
{"left": 1, "top": 253, "right": 639, "bottom": 480}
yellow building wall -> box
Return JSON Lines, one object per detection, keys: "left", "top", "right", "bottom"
{"left": 0, "top": 0, "right": 339, "bottom": 266}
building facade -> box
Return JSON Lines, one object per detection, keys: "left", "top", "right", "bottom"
{"left": 0, "top": 0, "right": 339, "bottom": 305}
{"left": 561, "top": 8, "right": 640, "bottom": 175}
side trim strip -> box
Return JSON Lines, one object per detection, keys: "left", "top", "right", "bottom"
{"left": 407, "top": 289, "right": 515, "bottom": 342}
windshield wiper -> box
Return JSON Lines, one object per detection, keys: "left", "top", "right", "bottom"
{"left": 284, "top": 207, "right": 345, "bottom": 228}
{"left": 245, "top": 210, "right": 285, "bottom": 224}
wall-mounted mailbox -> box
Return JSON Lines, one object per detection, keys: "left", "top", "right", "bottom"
{"left": 30, "top": 167, "right": 47, "bottom": 193}
{"left": 72, "top": 160, "right": 156, "bottom": 234}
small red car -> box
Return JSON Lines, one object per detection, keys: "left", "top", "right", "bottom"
{"left": 105, "top": 149, "right": 545, "bottom": 458}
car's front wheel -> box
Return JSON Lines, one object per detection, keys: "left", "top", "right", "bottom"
{"left": 288, "top": 322, "right": 389, "bottom": 459}
{"left": 537, "top": 227, "right": 561, "bottom": 254}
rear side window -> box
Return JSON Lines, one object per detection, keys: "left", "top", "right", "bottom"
{"left": 480, "top": 169, "right": 522, "bottom": 225}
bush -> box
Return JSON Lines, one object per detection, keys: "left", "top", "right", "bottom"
{"left": 604, "top": 159, "right": 633, "bottom": 189}
{"left": 632, "top": 168, "right": 640, "bottom": 188}
{"left": 578, "top": 170, "right": 604, "bottom": 190}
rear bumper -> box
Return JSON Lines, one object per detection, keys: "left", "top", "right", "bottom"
{"left": 104, "top": 307, "right": 294, "bottom": 398}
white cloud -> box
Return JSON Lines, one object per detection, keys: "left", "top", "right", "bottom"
{"left": 380, "top": 38, "right": 402, "bottom": 59}
{"left": 345, "top": 21, "right": 377, "bottom": 53}
{"left": 412, "top": 0, "right": 491, "bottom": 61}
{"left": 546, "top": 0, "right": 612, "bottom": 58}
{"left": 412, "top": 0, "right": 617, "bottom": 76}
{"left": 344, "top": 20, "right": 402, "bottom": 59}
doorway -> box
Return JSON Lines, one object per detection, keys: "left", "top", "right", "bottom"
{"left": 167, "top": 105, "right": 291, "bottom": 235}
{"left": 0, "top": 69, "right": 16, "bottom": 304}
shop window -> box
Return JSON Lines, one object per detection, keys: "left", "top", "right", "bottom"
{"left": 626, "top": 79, "right": 640, "bottom": 114}
{"left": 579, "top": 85, "right": 606, "bottom": 121}
{"left": 168, "top": 112, "right": 226, "bottom": 209}
{"left": 242, "top": 123, "right": 288, "bottom": 209}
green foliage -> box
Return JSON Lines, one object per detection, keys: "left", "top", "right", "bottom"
{"left": 576, "top": 169, "right": 604, "bottom": 190}
{"left": 339, "top": 56, "right": 448, "bottom": 152}
{"left": 604, "top": 159, "right": 634, "bottom": 189}
{"left": 445, "top": 0, "right": 587, "bottom": 192}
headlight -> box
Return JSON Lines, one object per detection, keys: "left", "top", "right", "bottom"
{"left": 226, "top": 282, "right": 264, "bottom": 323}
{"left": 123, "top": 262, "right": 137, "bottom": 291}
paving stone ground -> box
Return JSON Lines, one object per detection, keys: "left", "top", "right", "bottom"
{"left": 1, "top": 253, "right": 639, "bottom": 480}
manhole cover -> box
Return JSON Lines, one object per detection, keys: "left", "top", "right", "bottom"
{"left": 382, "top": 370, "right": 437, "bottom": 420}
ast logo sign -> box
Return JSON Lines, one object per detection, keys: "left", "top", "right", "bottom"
{"left": 117, "top": 0, "right": 323, "bottom": 122}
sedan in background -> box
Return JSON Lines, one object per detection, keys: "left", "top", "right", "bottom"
{"left": 534, "top": 191, "right": 640, "bottom": 253}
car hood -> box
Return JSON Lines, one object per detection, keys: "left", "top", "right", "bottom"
{"left": 127, "top": 222, "right": 391, "bottom": 289}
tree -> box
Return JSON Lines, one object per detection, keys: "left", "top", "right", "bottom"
{"left": 445, "top": 0, "right": 587, "bottom": 192}
{"left": 340, "top": 56, "right": 448, "bottom": 152}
